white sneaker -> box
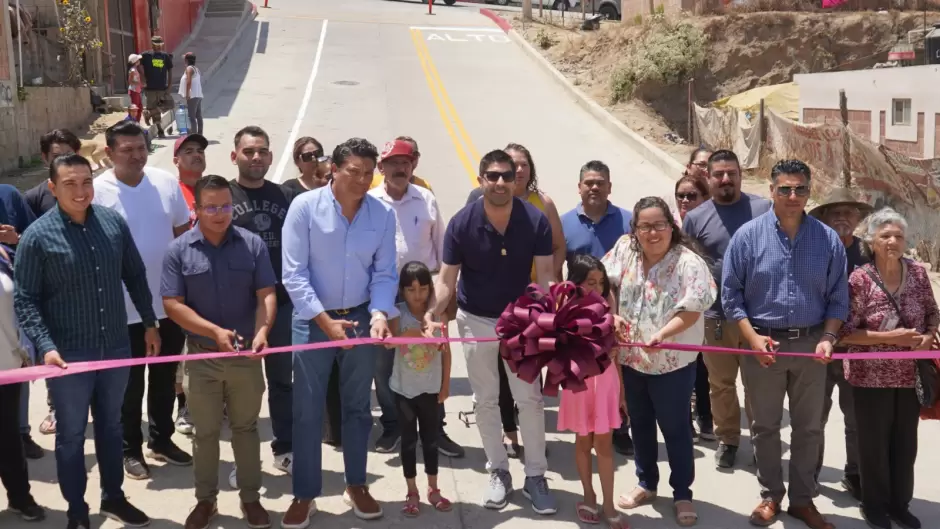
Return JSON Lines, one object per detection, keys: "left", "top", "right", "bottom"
{"left": 274, "top": 453, "right": 293, "bottom": 475}
{"left": 229, "top": 466, "right": 238, "bottom": 489}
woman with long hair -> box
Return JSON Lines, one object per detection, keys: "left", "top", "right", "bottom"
{"left": 603, "top": 196, "right": 716, "bottom": 527}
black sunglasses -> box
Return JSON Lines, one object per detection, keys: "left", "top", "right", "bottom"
{"left": 299, "top": 151, "right": 328, "bottom": 163}
{"left": 676, "top": 192, "right": 699, "bottom": 201}
{"left": 483, "top": 170, "right": 515, "bottom": 183}
{"left": 775, "top": 185, "right": 811, "bottom": 198}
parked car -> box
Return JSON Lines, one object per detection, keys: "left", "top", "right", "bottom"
{"left": 484, "top": 0, "right": 620, "bottom": 19}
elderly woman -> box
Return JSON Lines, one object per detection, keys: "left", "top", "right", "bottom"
{"left": 602, "top": 196, "right": 716, "bottom": 527}
{"left": 838, "top": 208, "right": 938, "bottom": 529}
{"left": 283, "top": 136, "right": 331, "bottom": 194}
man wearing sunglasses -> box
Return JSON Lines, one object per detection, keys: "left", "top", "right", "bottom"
{"left": 681, "top": 149, "right": 771, "bottom": 470}
{"left": 161, "top": 174, "right": 277, "bottom": 529}
{"left": 722, "top": 159, "right": 848, "bottom": 529}
{"left": 425, "top": 150, "right": 556, "bottom": 515}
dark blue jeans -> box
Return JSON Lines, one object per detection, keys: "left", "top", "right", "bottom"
{"left": 622, "top": 361, "right": 696, "bottom": 501}
{"left": 291, "top": 306, "right": 376, "bottom": 499}
{"left": 264, "top": 302, "right": 294, "bottom": 456}
{"left": 374, "top": 346, "right": 398, "bottom": 435}
{"left": 47, "top": 345, "right": 131, "bottom": 521}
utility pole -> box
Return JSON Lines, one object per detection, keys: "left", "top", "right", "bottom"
{"left": 523, "top": 0, "right": 533, "bottom": 21}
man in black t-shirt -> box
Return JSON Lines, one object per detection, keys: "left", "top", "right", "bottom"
{"left": 140, "top": 35, "right": 174, "bottom": 138}
{"left": 228, "top": 126, "right": 296, "bottom": 484}
{"left": 808, "top": 187, "right": 873, "bottom": 501}
{"left": 25, "top": 129, "right": 82, "bottom": 217}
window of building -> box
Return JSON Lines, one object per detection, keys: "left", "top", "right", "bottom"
{"left": 892, "top": 98, "right": 912, "bottom": 126}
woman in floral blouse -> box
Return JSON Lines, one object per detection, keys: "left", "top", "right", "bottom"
{"left": 602, "top": 196, "right": 716, "bottom": 527}
{"left": 838, "top": 208, "right": 938, "bottom": 529}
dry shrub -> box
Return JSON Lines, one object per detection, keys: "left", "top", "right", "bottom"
{"left": 711, "top": 0, "right": 940, "bottom": 14}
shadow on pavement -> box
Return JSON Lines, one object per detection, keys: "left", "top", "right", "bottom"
{"left": 203, "top": 20, "right": 261, "bottom": 121}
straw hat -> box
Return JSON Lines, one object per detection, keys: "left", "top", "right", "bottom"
{"left": 808, "top": 187, "right": 874, "bottom": 219}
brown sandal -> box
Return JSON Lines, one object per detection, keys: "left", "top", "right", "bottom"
{"left": 617, "top": 487, "right": 656, "bottom": 510}
{"left": 427, "top": 488, "right": 452, "bottom": 512}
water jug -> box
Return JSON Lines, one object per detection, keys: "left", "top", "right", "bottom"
{"left": 175, "top": 104, "right": 189, "bottom": 135}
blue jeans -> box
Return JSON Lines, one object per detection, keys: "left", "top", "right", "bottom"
{"left": 374, "top": 346, "right": 398, "bottom": 435}
{"left": 622, "top": 362, "right": 696, "bottom": 501}
{"left": 19, "top": 383, "right": 29, "bottom": 435}
{"left": 47, "top": 345, "right": 131, "bottom": 520}
{"left": 264, "top": 302, "right": 294, "bottom": 456}
{"left": 291, "top": 306, "right": 376, "bottom": 499}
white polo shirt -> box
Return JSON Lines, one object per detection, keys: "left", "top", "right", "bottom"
{"left": 368, "top": 182, "right": 444, "bottom": 272}
{"left": 93, "top": 167, "right": 191, "bottom": 324}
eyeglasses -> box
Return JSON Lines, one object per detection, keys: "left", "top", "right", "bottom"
{"left": 201, "top": 204, "right": 233, "bottom": 215}
{"left": 299, "top": 151, "right": 329, "bottom": 163}
{"left": 483, "top": 170, "right": 515, "bottom": 183}
{"left": 775, "top": 185, "right": 811, "bottom": 198}
{"left": 676, "top": 192, "right": 699, "bottom": 201}
{"left": 635, "top": 221, "right": 671, "bottom": 234}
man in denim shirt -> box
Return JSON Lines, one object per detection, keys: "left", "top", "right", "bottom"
{"left": 161, "top": 175, "right": 277, "bottom": 529}
{"left": 722, "top": 159, "right": 848, "bottom": 529}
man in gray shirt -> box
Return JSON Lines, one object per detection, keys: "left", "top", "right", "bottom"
{"left": 681, "top": 149, "right": 771, "bottom": 470}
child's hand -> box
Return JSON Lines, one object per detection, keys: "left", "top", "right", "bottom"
{"left": 438, "top": 383, "right": 450, "bottom": 403}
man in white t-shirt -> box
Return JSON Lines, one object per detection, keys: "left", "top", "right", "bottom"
{"left": 95, "top": 121, "right": 193, "bottom": 481}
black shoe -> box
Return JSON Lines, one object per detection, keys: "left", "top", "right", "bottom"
{"left": 9, "top": 499, "right": 45, "bottom": 522}
{"left": 841, "top": 474, "right": 862, "bottom": 501}
{"left": 889, "top": 508, "right": 921, "bottom": 529}
{"left": 148, "top": 440, "right": 193, "bottom": 466}
{"left": 66, "top": 517, "right": 91, "bottom": 529}
{"left": 860, "top": 505, "right": 892, "bottom": 529}
{"left": 100, "top": 497, "right": 150, "bottom": 527}
{"left": 613, "top": 432, "right": 634, "bottom": 456}
{"left": 374, "top": 430, "right": 400, "bottom": 454}
{"left": 697, "top": 420, "right": 716, "bottom": 441}
{"left": 123, "top": 455, "right": 151, "bottom": 480}
{"left": 437, "top": 432, "right": 465, "bottom": 458}
{"left": 715, "top": 443, "right": 738, "bottom": 469}
{"left": 21, "top": 434, "right": 44, "bottom": 460}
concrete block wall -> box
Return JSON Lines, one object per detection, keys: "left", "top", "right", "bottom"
{"left": 0, "top": 86, "right": 92, "bottom": 172}
{"left": 879, "top": 111, "right": 926, "bottom": 158}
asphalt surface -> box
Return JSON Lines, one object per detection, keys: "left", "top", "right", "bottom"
{"left": 14, "top": 0, "right": 940, "bottom": 528}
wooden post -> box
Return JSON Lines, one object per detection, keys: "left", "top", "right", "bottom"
{"left": 687, "top": 79, "right": 694, "bottom": 143}
{"left": 523, "top": 0, "right": 533, "bottom": 20}
{"left": 539, "top": 0, "right": 543, "bottom": 18}
{"left": 582, "top": 0, "right": 586, "bottom": 20}
{"left": 758, "top": 98, "right": 766, "bottom": 158}
{"left": 839, "top": 89, "right": 851, "bottom": 189}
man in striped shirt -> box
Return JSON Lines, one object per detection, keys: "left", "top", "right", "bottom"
{"left": 13, "top": 154, "right": 157, "bottom": 529}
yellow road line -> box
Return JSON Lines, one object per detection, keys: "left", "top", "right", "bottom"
{"left": 409, "top": 29, "right": 477, "bottom": 185}
{"left": 414, "top": 29, "right": 482, "bottom": 164}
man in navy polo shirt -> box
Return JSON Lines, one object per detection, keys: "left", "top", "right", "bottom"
{"left": 559, "top": 159, "right": 635, "bottom": 456}
{"left": 425, "top": 150, "right": 556, "bottom": 514}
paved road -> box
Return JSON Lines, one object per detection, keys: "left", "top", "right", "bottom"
{"left": 14, "top": 0, "right": 940, "bottom": 528}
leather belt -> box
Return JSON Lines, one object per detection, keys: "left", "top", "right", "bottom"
{"left": 752, "top": 323, "right": 824, "bottom": 341}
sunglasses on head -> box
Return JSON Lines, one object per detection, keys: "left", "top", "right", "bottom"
{"left": 483, "top": 170, "right": 515, "bottom": 183}
{"left": 676, "top": 192, "right": 699, "bottom": 201}
{"left": 775, "top": 185, "right": 811, "bottom": 198}
{"left": 299, "top": 151, "right": 328, "bottom": 163}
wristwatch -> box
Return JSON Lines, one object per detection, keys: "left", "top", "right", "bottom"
{"left": 145, "top": 320, "right": 160, "bottom": 329}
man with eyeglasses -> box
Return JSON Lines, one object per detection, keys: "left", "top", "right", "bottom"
{"left": 722, "top": 159, "right": 848, "bottom": 529}
{"left": 228, "top": 126, "right": 298, "bottom": 485}
{"left": 807, "top": 188, "right": 873, "bottom": 502}
{"left": 681, "top": 149, "right": 770, "bottom": 470}
{"left": 424, "top": 150, "right": 556, "bottom": 515}
{"left": 161, "top": 174, "right": 277, "bottom": 529}
{"left": 367, "top": 139, "right": 466, "bottom": 458}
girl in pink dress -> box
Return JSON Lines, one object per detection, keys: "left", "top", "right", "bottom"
{"left": 557, "top": 254, "right": 628, "bottom": 529}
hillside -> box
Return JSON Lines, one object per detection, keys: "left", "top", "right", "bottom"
{"left": 508, "top": 10, "right": 940, "bottom": 166}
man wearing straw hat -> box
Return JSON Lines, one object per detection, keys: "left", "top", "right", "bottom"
{"left": 808, "top": 187, "right": 873, "bottom": 502}
{"left": 140, "top": 35, "right": 174, "bottom": 138}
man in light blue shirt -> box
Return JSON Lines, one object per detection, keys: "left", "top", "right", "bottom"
{"left": 281, "top": 138, "right": 398, "bottom": 525}
{"left": 560, "top": 160, "right": 632, "bottom": 267}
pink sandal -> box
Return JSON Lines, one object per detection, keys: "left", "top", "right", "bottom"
{"left": 402, "top": 492, "right": 420, "bottom": 517}
{"left": 427, "top": 488, "right": 452, "bottom": 512}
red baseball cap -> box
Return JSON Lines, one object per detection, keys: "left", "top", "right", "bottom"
{"left": 379, "top": 140, "right": 415, "bottom": 162}
{"left": 174, "top": 134, "right": 208, "bottom": 155}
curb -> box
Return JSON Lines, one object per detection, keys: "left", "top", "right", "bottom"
{"left": 205, "top": 2, "right": 259, "bottom": 82}
{"left": 479, "top": 8, "right": 686, "bottom": 179}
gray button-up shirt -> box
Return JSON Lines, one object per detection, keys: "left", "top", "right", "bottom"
{"left": 161, "top": 225, "right": 276, "bottom": 347}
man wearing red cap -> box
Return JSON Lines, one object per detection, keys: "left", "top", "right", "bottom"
{"left": 174, "top": 134, "right": 208, "bottom": 228}
{"left": 369, "top": 136, "right": 432, "bottom": 193}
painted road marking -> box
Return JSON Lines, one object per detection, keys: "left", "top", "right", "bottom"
{"left": 409, "top": 26, "right": 503, "bottom": 32}
{"left": 410, "top": 29, "right": 482, "bottom": 185}
{"left": 426, "top": 33, "right": 510, "bottom": 43}
{"left": 273, "top": 19, "right": 328, "bottom": 183}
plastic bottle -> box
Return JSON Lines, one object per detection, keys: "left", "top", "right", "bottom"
{"left": 175, "top": 103, "right": 189, "bottom": 135}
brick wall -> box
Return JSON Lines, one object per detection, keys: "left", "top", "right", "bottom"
{"left": 802, "top": 108, "right": 872, "bottom": 138}
{"left": 0, "top": 87, "right": 92, "bottom": 172}
{"left": 881, "top": 111, "right": 925, "bottom": 158}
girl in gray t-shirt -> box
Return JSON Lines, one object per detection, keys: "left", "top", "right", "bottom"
{"left": 389, "top": 261, "right": 452, "bottom": 516}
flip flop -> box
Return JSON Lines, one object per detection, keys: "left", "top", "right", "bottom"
{"left": 39, "top": 414, "right": 56, "bottom": 435}
{"left": 675, "top": 500, "right": 698, "bottom": 527}
{"left": 617, "top": 487, "right": 656, "bottom": 510}
{"left": 576, "top": 502, "right": 600, "bottom": 524}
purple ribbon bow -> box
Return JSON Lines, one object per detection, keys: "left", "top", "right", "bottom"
{"left": 495, "top": 282, "right": 616, "bottom": 397}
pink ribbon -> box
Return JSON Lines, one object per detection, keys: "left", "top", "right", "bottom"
{"left": 3, "top": 335, "right": 939, "bottom": 387}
